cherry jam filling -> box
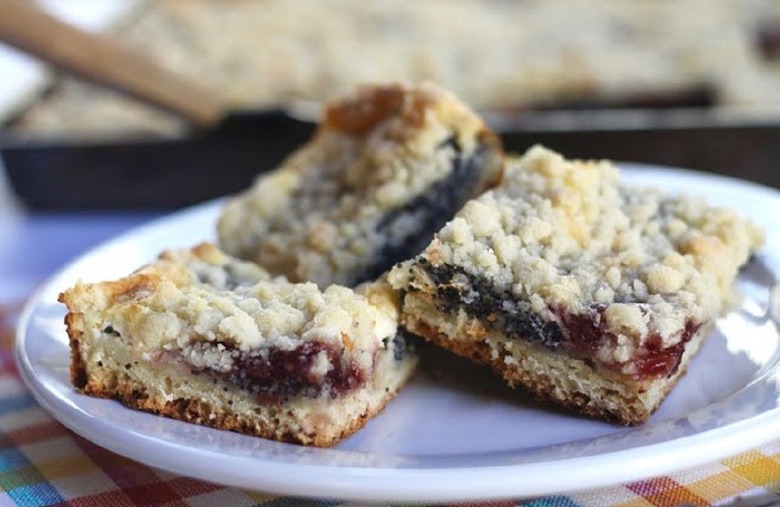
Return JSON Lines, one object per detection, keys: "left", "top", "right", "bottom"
{"left": 629, "top": 321, "right": 701, "bottom": 378}
{"left": 557, "top": 305, "right": 701, "bottom": 379}
{"left": 217, "top": 341, "right": 366, "bottom": 399}
{"left": 423, "top": 264, "right": 700, "bottom": 379}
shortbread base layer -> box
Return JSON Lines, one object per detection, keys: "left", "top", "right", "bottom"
{"left": 68, "top": 313, "right": 417, "bottom": 447}
{"left": 400, "top": 292, "right": 711, "bottom": 425}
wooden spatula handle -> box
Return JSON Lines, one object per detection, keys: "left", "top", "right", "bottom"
{"left": 0, "top": 0, "right": 222, "bottom": 127}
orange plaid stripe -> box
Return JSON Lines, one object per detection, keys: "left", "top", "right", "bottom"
{"left": 723, "top": 450, "right": 780, "bottom": 486}
{"left": 624, "top": 477, "right": 708, "bottom": 507}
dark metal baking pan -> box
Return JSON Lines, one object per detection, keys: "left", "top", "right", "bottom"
{"left": 2, "top": 107, "right": 779, "bottom": 210}
{"left": 494, "top": 108, "right": 780, "bottom": 190}
{"left": 0, "top": 110, "right": 314, "bottom": 210}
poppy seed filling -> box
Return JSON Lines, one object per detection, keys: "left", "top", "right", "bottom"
{"left": 417, "top": 262, "right": 702, "bottom": 379}
{"left": 367, "top": 137, "right": 495, "bottom": 282}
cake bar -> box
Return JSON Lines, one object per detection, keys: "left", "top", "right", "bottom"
{"left": 60, "top": 243, "right": 417, "bottom": 446}
{"left": 389, "top": 146, "right": 763, "bottom": 424}
{"left": 217, "top": 81, "right": 503, "bottom": 287}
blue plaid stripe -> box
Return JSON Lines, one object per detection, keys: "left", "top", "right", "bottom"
{"left": 6, "top": 483, "right": 63, "bottom": 507}
{"left": 0, "top": 449, "right": 31, "bottom": 474}
{"left": 522, "top": 496, "right": 582, "bottom": 507}
{"left": 0, "top": 389, "right": 66, "bottom": 506}
{"left": 0, "top": 395, "right": 37, "bottom": 418}
{"left": 0, "top": 449, "right": 65, "bottom": 506}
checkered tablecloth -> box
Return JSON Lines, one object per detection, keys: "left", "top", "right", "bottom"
{"left": 2, "top": 301, "right": 779, "bottom": 507}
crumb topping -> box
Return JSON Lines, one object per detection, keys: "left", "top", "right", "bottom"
{"left": 217, "top": 82, "right": 502, "bottom": 287}
{"left": 391, "top": 146, "right": 764, "bottom": 368}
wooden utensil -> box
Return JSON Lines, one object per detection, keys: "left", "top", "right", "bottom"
{"left": 0, "top": 0, "right": 222, "bottom": 127}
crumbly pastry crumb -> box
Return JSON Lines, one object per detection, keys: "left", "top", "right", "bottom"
{"left": 389, "top": 145, "right": 764, "bottom": 424}
{"left": 217, "top": 81, "right": 503, "bottom": 288}
{"left": 60, "top": 243, "right": 417, "bottom": 447}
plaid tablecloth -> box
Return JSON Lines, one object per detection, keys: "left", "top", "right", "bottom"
{"left": 2, "top": 299, "right": 779, "bottom": 507}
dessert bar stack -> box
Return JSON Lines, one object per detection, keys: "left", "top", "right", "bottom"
{"left": 60, "top": 82, "right": 504, "bottom": 446}
{"left": 60, "top": 82, "right": 763, "bottom": 447}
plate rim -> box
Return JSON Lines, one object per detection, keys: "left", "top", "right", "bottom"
{"left": 14, "top": 163, "right": 780, "bottom": 502}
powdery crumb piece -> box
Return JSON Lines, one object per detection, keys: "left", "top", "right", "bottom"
{"left": 603, "top": 304, "right": 648, "bottom": 338}
{"left": 645, "top": 264, "right": 685, "bottom": 294}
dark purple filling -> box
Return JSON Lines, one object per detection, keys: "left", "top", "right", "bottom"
{"left": 360, "top": 133, "right": 497, "bottom": 285}
{"left": 425, "top": 261, "right": 565, "bottom": 349}
{"left": 219, "top": 341, "right": 365, "bottom": 398}
{"left": 421, "top": 263, "right": 701, "bottom": 379}
{"left": 200, "top": 331, "right": 413, "bottom": 399}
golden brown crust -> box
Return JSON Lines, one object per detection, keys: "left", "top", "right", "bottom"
{"left": 401, "top": 301, "right": 712, "bottom": 425}
{"left": 324, "top": 82, "right": 413, "bottom": 137}
{"left": 75, "top": 361, "right": 409, "bottom": 447}
{"left": 62, "top": 310, "right": 88, "bottom": 389}
{"left": 405, "top": 318, "right": 640, "bottom": 425}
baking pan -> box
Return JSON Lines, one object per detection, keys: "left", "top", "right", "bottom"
{"left": 0, "top": 110, "right": 314, "bottom": 209}
{"left": 2, "top": 107, "right": 780, "bottom": 210}
{"left": 495, "top": 108, "right": 780, "bottom": 190}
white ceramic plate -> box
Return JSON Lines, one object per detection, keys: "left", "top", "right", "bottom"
{"left": 15, "top": 164, "right": 780, "bottom": 503}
